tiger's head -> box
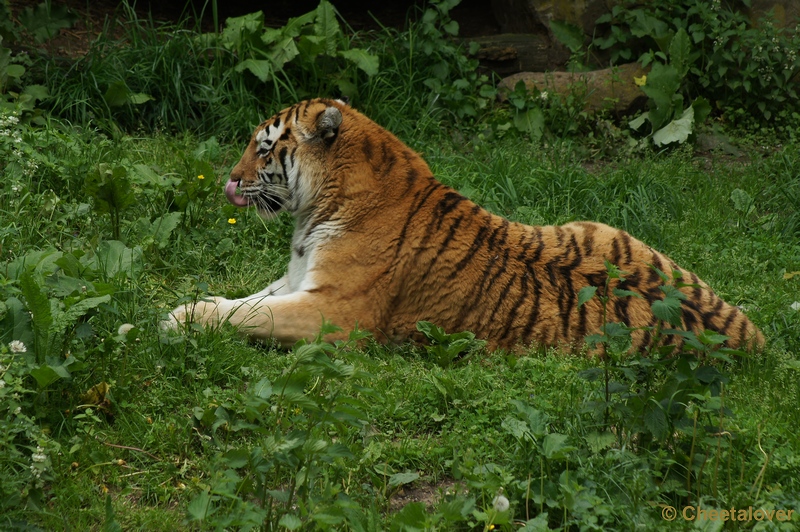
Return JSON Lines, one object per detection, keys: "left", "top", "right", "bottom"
{"left": 227, "top": 98, "right": 347, "bottom": 219}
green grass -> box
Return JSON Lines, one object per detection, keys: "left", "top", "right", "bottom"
{"left": 2, "top": 119, "right": 798, "bottom": 529}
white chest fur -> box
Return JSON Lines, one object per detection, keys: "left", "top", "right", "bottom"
{"left": 285, "top": 218, "right": 342, "bottom": 293}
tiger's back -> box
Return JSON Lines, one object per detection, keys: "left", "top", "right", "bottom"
{"left": 169, "top": 98, "right": 764, "bottom": 354}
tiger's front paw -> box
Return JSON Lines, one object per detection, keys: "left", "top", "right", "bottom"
{"left": 160, "top": 297, "right": 227, "bottom": 332}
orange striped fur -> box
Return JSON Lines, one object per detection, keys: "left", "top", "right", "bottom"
{"left": 166, "top": 98, "right": 764, "bottom": 353}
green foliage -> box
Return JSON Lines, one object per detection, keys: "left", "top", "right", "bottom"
{"left": 0, "top": 0, "right": 73, "bottom": 118}
{"left": 17, "top": 1, "right": 77, "bottom": 44}
{"left": 594, "top": 0, "right": 800, "bottom": 133}
{"left": 577, "top": 260, "right": 755, "bottom": 503}
{"left": 416, "top": 321, "right": 485, "bottom": 368}
{"left": 0, "top": 340, "right": 60, "bottom": 518}
{"left": 186, "top": 325, "right": 379, "bottom": 529}
{"left": 624, "top": 29, "right": 711, "bottom": 146}
{"left": 499, "top": 79, "right": 591, "bottom": 142}
{"left": 206, "top": 2, "right": 379, "bottom": 102}
{"left": 414, "top": 0, "right": 496, "bottom": 121}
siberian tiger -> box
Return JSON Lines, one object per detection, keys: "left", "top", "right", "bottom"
{"left": 165, "top": 98, "right": 764, "bottom": 353}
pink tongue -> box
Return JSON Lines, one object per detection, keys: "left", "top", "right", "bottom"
{"left": 224, "top": 179, "right": 250, "bottom": 207}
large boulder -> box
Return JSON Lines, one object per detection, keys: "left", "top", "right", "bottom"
{"left": 497, "top": 63, "right": 649, "bottom": 115}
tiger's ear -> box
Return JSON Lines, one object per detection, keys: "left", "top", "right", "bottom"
{"left": 316, "top": 106, "right": 342, "bottom": 142}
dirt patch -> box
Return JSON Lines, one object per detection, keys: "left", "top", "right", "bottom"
{"left": 388, "top": 478, "right": 461, "bottom": 512}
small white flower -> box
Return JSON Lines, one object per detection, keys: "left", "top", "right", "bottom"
{"left": 32, "top": 448, "right": 47, "bottom": 463}
{"left": 0, "top": 380, "right": 5, "bottom": 389}
{"left": 492, "top": 494, "right": 510, "bottom": 512}
{"left": 118, "top": 323, "right": 135, "bottom": 336}
{"left": 791, "top": 301, "right": 800, "bottom": 312}
{"left": 8, "top": 340, "right": 26, "bottom": 353}
{"left": 14, "top": 406, "right": 21, "bottom": 415}
{"left": 539, "top": 91, "right": 549, "bottom": 101}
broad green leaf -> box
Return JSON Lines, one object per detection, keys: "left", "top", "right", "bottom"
{"left": 94, "top": 241, "right": 144, "bottom": 280}
{"left": 130, "top": 164, "right": 181, "bottom": 189}
{"left": 323, "top": 442, "right": 354, "bottom": 459}
{"left": 629, "top": 112, "right": 649, "bottom": 131}
{"left": 542, "top": 433, "right": 574, "bottom": 460}
{"left": 695, "top": 365, "right": 725, "bottom": 384}
{"left": 730, "top": 188, "right": 754, "bottom": 214}
{"left": 20, "top": 271, "right": 52, "bottom": 334}
{"left": 653, "top": 105, "right": 694, "bottom": 147}
{"left": 668, "top": 28, "right": 691, "bottom": 78}
{"left": 442, "top": 20, "right": 459, "bottom": 36}
{"left": 268, "top": 37, "right": 299, "bottom": 70}
{"left": 550, "top": 19, "right": 585, "bottom": 52}
{"left": 651, "top": 297, "right": 683, "bottom": 327}
{"left": 281, "top": 10, "right": 317, "bottom": 39}
{"left": 278, "top": 514, "right": 303, "bottom": 530}
{"left": 103, "top": 493, "right": 122, "bottom": 532}
{"left": 338, "top": 49, "right": 379, "bottom": 76}
{"left": 513, "top": 107, "right": 544, "bottom": 138}
{"left": 660, "top": 284, "right": 687, "bottom": 301}
{"left": 388, "top": 471, "right": 420, "bottom": 488}
{"left": 52, "top": 295, "right": 111, "bottom": 334}
{"left": 577, "top": 367, "right": 603, "bottom": 381}
{"left": 501, "top": 416, "right": 531, "bottom": 440}
{"left": 518, "top": 513, "right": 550, "bottom": 532}
{"left": 691, "top": 96, "right": 711, "bottom": 125}
{"left": 187, "top": 489, "right": 211, "bottom": 522}
{"left": 0, "top": 297, "right": 34, "bottom": 347}
{"left": 235, "top": 58, "right": 272, "bottom": 82}
{"left": 103, "top": 81, "right": 131, "bottom": 107}
{"left": 630, "top": 10, "right": 670, "bottom": 44}
{"left": 612, "top": 288, "right": 642, "bottom": 299}
{"left": 416, "top": 321, "right": 445, "bottom": 343}
{"left": 22, "top": 84, "right": 48, "bottom": 102}
{"left": 219, "top": 11, "right": 264, "bottom": 51}
{"left": 314, "top": 0, "right": 340, "bottom": 56}
{"left": 391, "top": 502, "right": 427, "bottom": 529}
{"left": 6, "top": 63, "right": 24, "bottom": 79}
{"left": 577, "top": 286, "right": 597, "bottom": 307}
{"left": 585, "top": 431, "right": 616, "bottom": 453}
{"left": 149, "top": 212, "right": 182, "bottom": 249}
{"left": 642, "top": 62, "right": 681, "bottom": 129}
{"left": 30, "top": 365, "right": 63, "bottom": 388}
{"left": 18, "top": 2, "right": 77, "bottom": 43}
{"left": 222, "top": 448, "right": 249, "bottom": 468}
{"left": 643, "top": 399, "right": 668, "bottom": 440}
{"left": 252, "top": 377, "right": 273, "bottom": 399}
{"left": 511, "top": 399, "right": 548, "bottom": 437}
{"left": 85, "top": 164, "right": 135, "bottom": 215}
{"left": 128, "top": 92, "right": 153, "bottom": 105}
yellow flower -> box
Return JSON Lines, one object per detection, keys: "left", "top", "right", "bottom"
{"left": 228, "top": 218, "right": 236, "bottom": 224}
{"left": 634, "top": 75, "right": 647, "bottom": 87}
{"left": 197, "top": 174, "right": 205, "bottom": 180}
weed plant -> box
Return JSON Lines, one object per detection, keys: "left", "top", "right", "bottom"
{"left": 591, "top": 0, "right": 800, "bottom": 137}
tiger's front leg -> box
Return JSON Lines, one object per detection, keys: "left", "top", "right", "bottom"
{"left": 164, "top": 292, "right": 348, "bottom": 347}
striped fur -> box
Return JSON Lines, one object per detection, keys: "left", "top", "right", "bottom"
{"left": 166, "top": 98, "right": 764, "bottom": 353}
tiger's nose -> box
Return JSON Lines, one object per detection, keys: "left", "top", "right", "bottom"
{"left": 230, "top": 163, "right": 243, "bottom": 183}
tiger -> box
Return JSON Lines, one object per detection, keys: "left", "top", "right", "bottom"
{"left": 164, "top": 98, "right": 764, "bottom": 354}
